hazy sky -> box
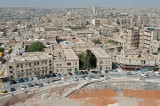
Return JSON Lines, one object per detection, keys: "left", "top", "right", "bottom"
{"left": 1, "top": 0, "right": 160, "bottom": 8}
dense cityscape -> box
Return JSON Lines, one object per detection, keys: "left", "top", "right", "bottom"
{"left": 0, "top": 4, "right": 160, "bottom": 106}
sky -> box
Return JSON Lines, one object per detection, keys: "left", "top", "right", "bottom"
{"left": 0, "top": 0, "right": 160, "bottom": 8}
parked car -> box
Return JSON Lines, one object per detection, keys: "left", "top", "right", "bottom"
{"left": 81, "top": 75, "right": 87, "bottom": 79}
{"left": 100, "top": 75, "right": 105, "bottom": 77}
{"left": 19, "top": 78, "right": 24, "bottom": 83}
{"left": 127, "top": 72, "right": 133, "bottom": 75}
{"left": 29, "top": 77, "right": 33, "bottom": 81}
{"left": 56, "top": 73, "right": 61, "bottom": 77}
{"left": 52, "top": 73, "right": 56, "bottom": 77}
{"left": 34, "top": 83, "right": 39, "bottom": 86}
{"left": 28, "top": 84, "right": 34, "bottom": 87}
{"left": 10, "top": 80, "right": 17, "bottom": 84}
{"left": 46, "top": 80, "right": 50, "bottom": 84}
{"left": 8, "top": 81, "right": 12, "bottom": 85}
{"left": 81, "top": 71, "right": 85, "bottom": 75}
{"left": 78, "top": 72, "right": 81, "bottom": 75}
{"left": 62, "top": 72, "right": 67, "bottom": 76}
{"left": 84, "top": 71, "right": 88, "bottom": 75}
{"left": 16, "top": 79, "right": 20, "bottom": 83}
{"left": 84, "top": 77, "right": 90, "bottom": 80}
{"left": 24, "top": 78, "right": 29, "bottom": 82}
{"left": 73, "top": 76, "right": 79, "bottom": 81}
{"left": 36, "top": 76, "right": 41, "bottom": 80}
{"left": 10, "top": 88, "right": 16, "bottom": 92}
{"left": 39, "top": 83, "right": 43, "bottom": 87}
{"left": 41, "top": 75, "right": 45, "bottom": 79}
{"left": 21, "top": 85, "right": 26, "bottom": 90}
{"left": 1, "top": 90, "right": 8, "bottom": 95}
{"left": 113, "top": 70, "right": 118, "bottom": 72}
{"left": 61, "top": 77, "right": 66, "bottom": 81}
{"left": 68, "top": 72, "right": 73, "bottom": 76}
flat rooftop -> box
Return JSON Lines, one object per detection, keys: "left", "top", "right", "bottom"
{"left": 63, "top": 49, "right": 79, "bottom": 60}
{"left": 90, "top": 48, "right": 110, "bottom": 58}
{"left": 8, "top": 53, "right": 52, "bottom": 63}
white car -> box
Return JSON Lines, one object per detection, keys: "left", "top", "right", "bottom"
{"left": 73, "top": 76, "right": 79, "bottom": 81}
{"left": 84, "top": 77, "right": 90, "bottom": 80}
{"left": 21, "top": 85, "right": 26, "bottom": 90}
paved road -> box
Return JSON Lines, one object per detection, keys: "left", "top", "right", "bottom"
{"left": 1, "top": 71, "right": 160, "bottom": 94}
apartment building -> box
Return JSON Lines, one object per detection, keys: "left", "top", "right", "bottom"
{"left": 7, "top": 53, "right": 53, "bottom": 80}
{"left": 116, "top": 49, "right": 155, "bottom": 71}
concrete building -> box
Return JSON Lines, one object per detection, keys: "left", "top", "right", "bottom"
{"left": 116, "top": 49, "right": 155, "bottom": 71}
{"left": 91, "top": 19, "right": 101, "bottom": 27}
{"left": 123, "top": 29, "right": 139, "bottom": 48}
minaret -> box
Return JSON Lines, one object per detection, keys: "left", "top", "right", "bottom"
{"left": 14, "top": 12, "right": 16, "bottom": 23}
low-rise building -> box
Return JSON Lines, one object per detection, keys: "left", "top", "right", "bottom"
{"left": 7, "top": 53, "right": 53, "bottom": 80}
{"left": 89, "top": 48, "right": 112, "bottom": 72}
{"left": 53, "top": 49, "right": 79, "bottom": 74}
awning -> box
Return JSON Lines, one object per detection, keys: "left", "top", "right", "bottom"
{"left": 136, "top": 67, "right": 142, "bottom": 69}
{"left": 0, "top": 52, "right": 2, "bottom": 57}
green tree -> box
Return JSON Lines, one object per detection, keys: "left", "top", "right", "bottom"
{"left": 107, "top": 39, "right": 114, "bottom": 43}
{"left": 26, "top": 42, "right": 45, "bottom": 52}
{"left": 92, "top": 39, "right": 101, "bottom": 44}
{"left": 77, "top": 50, "right": 97, "bottom": 70}
{"left": 0, "top": 48, "right": 4, "bottom": 52}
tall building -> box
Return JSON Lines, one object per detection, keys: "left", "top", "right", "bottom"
{"left": 93, "top": 5, "right": 98, "bottom": 16}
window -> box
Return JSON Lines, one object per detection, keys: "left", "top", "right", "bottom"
{"left": 49, "top": 64, "right": 52, "bottom": 66}
{"left": 18, "top": 74, "right": 20, "bottom": 77}
{"left": 21, "top": 64, "right": 23, "bottom": 68}
{"left": 26, "top": 69, "right": 28, "bottom": 72}
{"left": 67, "top": 69, "right": 72, "bottom": 72}
{"left": 50, "top": 67, "right": 52, "bottom": 70}
{"left": 10, "top": 71, "right": 13, "bottom": 73}
{"left": 17, "top": 65, "right": 19, "bottom": 68}
{"left": 34, "top": 63, "right": 36, "bottom": 65}
{"left": 67, "top": 63, "right": 71, "bottom": 66}
{"left": 37, "top": 62, "right": 39, "bottom": 65}
{"left": 9, "top": 66, "right": 12, "bottom": 69}
{"left": 21, "top": 74, "right": 24, "bottom": 77}
{"left": 75, "top": 62, "right": 77, "bottom": 65}
{"left": 21, "top": 70, "right": 24, "bottom": 72}
{"left": 34, "top": 68, "right": 36, "bottom": 70}
{"left": 49, "top": 60, "right": 51, "bottom": 63}
{"left": 10, "top": 75, "right": 13, "bottom": 78}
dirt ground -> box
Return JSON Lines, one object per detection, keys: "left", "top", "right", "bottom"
{"left": 68, "top": 89, "right": 160, "bottom": 106}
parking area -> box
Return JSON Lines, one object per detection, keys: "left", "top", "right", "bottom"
{"left": 0, "top": 70, "right": 160, "bottom": 96}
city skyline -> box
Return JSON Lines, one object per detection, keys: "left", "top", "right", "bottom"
{"left": 1, "top": 0, "right": 160, "bottom": 8}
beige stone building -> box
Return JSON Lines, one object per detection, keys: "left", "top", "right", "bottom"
{"left": 53, "top": 49, "right": 79, "bottom": 74}
{"left": 7, "top": 53, "right": 53, "bottom": 80}
{"left": 89, "top": 48, "right": 112, "bottom": 72}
